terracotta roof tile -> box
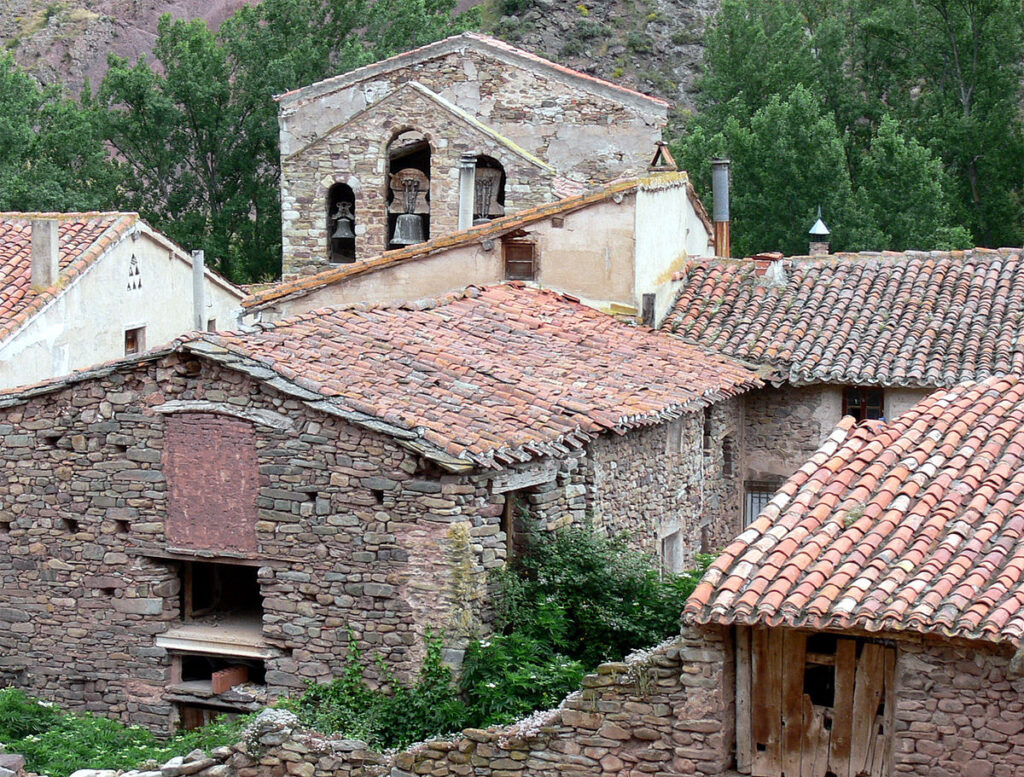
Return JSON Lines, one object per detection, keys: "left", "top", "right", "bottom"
{"left": 685, "top": 375, "right": 1024, "bottom": 646}
{"left": 0, "top": 212, "right": 137, "bottom": 345}
{"left": 200, "top": 284, "right": 759, "bottom": 469}
{"left": 664, "top": 250, "right": 1024, "bottom": 387}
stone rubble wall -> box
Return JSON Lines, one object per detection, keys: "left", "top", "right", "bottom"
{"left": 50, "top": 625, "right": 733, "bottom": 777}
{"left": 894, "top": 639, "right": 1024, "bottom": 777}
{"left": 0, "top": 353, "right": 741, "bottom": 733}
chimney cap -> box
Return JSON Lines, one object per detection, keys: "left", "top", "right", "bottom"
{"left": 809, "top": 206, "right": 830, "bottom": 236}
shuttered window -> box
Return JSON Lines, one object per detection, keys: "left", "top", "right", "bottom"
{"left": 504, "top": 241, "right": 536, "bottom": 280}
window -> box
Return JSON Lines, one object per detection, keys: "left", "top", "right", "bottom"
{"left": 327, "top": 182, "right": 356, "bottom": 263}
{"left": 501, "top": 490, "right": 530, "bottom": 560}
{"left": 843, "top": 387, "right": 884, "bottom": 421}
{"left": 504, "top": 239, "right": 536, "bottom": 281}
{"left": 124, "top": 326, "right": 145, "bottom": 356}
{"left": 206, "top": 318, "right": 217, "bottom": 332}
{"left": 180, "top": 561, "right": 262, "bottom": 623}
{"left": 722, "top": 434, "right": 736, "bottom": 477}
{"left": 665, "top": 419, "right": 683, "bottom": 455}
{"left": 744, "top": 480, "right": 782, "bottom": 526}
{"left": 661, "top": 530, "right": 682, "bottom": 574}
{"left": 702, "top": 406, "right": 713, "bottom": 452}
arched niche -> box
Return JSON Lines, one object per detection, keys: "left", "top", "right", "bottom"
{"left": 327, "top": 182, "right": 356, "bottom": 264}
{"left": 386, "top": 129, "right": 430, "bottom": 248}
{"left": 474, "top": 156, "right": 506, "bottom": 224}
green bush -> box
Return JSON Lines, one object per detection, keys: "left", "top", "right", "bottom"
{"left": 493, "top": 524, "right": 713, "bottom": 666}
{"left": 281, "top": 630, "right": 467, "bottom": 750}
{"left": 459, "top": 633, "right": 584, "bottom": 726}
{"left": 0, "top": 688, "right": 247, "bottom": 777}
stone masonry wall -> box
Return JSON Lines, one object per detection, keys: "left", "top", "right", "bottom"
{"left": 893, "top": 638, "right": 1024, "bottom": 777}
{"left": 742, "top": 385, "right": 838, "bottom": 484}
{"left": 281, "top": 86, "right": 558, "bottom": 277}
{"left": 0, "top": 353, "right": 739, "bottom": 734}
{"left": 58, "top": 624, "right": 732, "bottom": 777}
{"left": 587, "top": 398, "right": 744, "bottom": 567}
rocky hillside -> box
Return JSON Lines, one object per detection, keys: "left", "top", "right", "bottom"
{"left": 0, "top": 0, "right": 715, "bottom": 108}
{"left": 1, "top": 0, "right": 255, "bottom": 95}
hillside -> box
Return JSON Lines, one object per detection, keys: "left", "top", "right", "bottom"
{"left": 0, "top": 0, "right": 713, "bottom": 107}
{"left": 1, "top": 0, "right": 255, "bottom": 95}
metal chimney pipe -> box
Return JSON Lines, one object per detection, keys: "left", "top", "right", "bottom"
{"left": 30, "top": 218, "right": 59, "bottom": 288}
{"left": 458, "top": 153, "right": 476, "bottom": 231}
{"left": 711, "top": 158, "right": 731, "bottom": 258}
{"left": 191, "top": 250, "right": 206, "bottom": 330}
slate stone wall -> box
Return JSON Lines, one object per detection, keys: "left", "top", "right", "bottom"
{"left": 893, "top": 639, "right": 1024, "bottom": 777}
{"left": 742, "top": 385, "right": 837, "bottom": 484}
{"left": 0, "top": 355, "right": 738, "bottom": 733}
{"left": 586, "top": 397, "right": 743, "bottom": 566}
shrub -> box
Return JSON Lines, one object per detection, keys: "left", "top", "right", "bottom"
{"left": 493, "top": 524, "right": 713, "bottom": 666}
{"left": 459, "top": 634, "right": 584, "bottom": 726}
{"left": 281, "top": 630, "right": 467, "bottom": 749}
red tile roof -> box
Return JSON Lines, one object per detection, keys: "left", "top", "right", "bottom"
{"left": 199, "top": 284, "right": 759, "bottom": 470}
{"left": 0, "top": 213, "right": 138, "bottom": 344}
{"left": 685, "top": 375, "right": 1024, "bottom": 647}
{"left": 663, "top": 248, "right": 1024, "bottom": 387}
{"left": 244, "top": 173, "right": 703, "bottom": 312}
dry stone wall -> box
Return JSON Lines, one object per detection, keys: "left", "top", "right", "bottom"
{"left": 0, "top": 353, "right": 742, "bottom": 733}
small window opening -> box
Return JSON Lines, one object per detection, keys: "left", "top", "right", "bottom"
{"left": 501, "top": 490, "right": 531, "bottom": 560}
{"left": 181, "top": 654, "right": 266, "bottom": 688}
{"left": 665, "top": 419, "right": 683, "bottom": 455}
{"left": 723, "top": 434, "right": 736, "bottom": 477}
{"left": 702, "top": 406, "right": 713, "bottom": 451}
{"left": 40, "top": 432, "right": 62, "bottom": 448}
{"left": 99, "top": 587, "right": 116, "bottom": 597}
{"left": 115, "top": 519, "right": 130, "bottom": 535}
{"left": 661, "top": 530, "right": 682, "bottom": 574}
{"left": 371, "top": 489, "right": 384, "bottom": 505}
{"left": 327, "top": 182, "right": 356, "bottom": 263}
{"left": 0, "top": 521, "right": 11, "bottom": 534}
{"left": 503, "top": 238, "right": 536, "bottom": 281}
{"left": 804, "top": 664, "right": 836, "bottom": 707}
{"left": 843, "top": 386, "right": 884, "bottom": 421}
{"left": 744, "top": 480, "right": 782, "bottom": 526}
{"left": 177, "top": 704, "right": 240, "bottom": 731}
{"left": 112, "top": 443, "right": 128, "bottom": 454}
{"left": 62, "top": 517, "right": 80, "bottom": 533}
{"left": 206, "top": 318, "right": 217, "bottom": 332}
{"left": 180, "top": 561, "right": 262, "bottom": 624}
{"left": 124, "top": 326, "right": 145, "bottom": 356}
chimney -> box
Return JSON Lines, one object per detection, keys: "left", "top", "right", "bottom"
{"left": 192, "top": 250, "right": 206, "bottom": 330}
{"left": 458, "top": 153, "right": 476, "bottom": 231}
{"left": 30, "top": 218, "right": 59, "bottom": 288}
{"left": 711, "top": 159, "right": 731, "bottom": 258}
{"left": 808, "top": 207, "right": 830, "bottom": 256}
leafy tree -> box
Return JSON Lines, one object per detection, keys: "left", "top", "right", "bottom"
{"left": 0, "top": 54, "right": 117, "bottom": 211}
{"left": 672, "top": 0, "right": 1022, "bottom": 254}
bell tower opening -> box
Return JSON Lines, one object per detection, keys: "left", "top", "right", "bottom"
{"left": 473, "top": 156, "right": 506, "bottom": 224}
{"left": 386, "top": 130, "right": 430, "bottom": 249}
{"left": 327, "top": 183, "right": 356, "bottom": 264}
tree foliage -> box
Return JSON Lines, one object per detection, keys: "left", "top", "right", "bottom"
{"left": 0, "top": 54, "right": 117, "bottom": 212}
{"left": 672, "top": 0, "right": 1021, "bottom": 254}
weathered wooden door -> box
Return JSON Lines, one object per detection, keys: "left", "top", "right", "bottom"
{"left": 736, "top": 627, "right": 895, "bottom": 777}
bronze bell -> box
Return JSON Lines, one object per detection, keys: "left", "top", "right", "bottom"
{"left": 331, "top": 217, "right": 355, "bottom": 240}
{"left": 391, "top": 213, "right": 425, "bottom": 246}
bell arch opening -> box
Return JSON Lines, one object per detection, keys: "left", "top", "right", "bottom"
{"left": 473, "top": 156, "right": 506, "bottom": 224}
{"left": 327, "top": 183, "right": 356, "bottom": 264}
{"left": 386, "top": 130, "right": 430, "bottom": 249}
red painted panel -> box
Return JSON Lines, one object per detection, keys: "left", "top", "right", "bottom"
{"left": 164, "top": 413, "right": 258, "bottom": 552}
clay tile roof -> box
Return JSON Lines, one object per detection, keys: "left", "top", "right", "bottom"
{"left": 0, "top": 212, "right": 138, "bottom": 345}
{"left": 245, "top": 172, "right": 699, "bottom": 311}
{"left": 200, "top": 283, "right": 759, "bottom": 470}
{"left": 685, "top": 375, "right": 1024, "bottom": 647}
{"left": 663, "top": 249, "right": 1024, "bottom": 388}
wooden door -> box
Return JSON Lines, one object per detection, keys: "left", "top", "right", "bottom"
{"left": 737, "top": 628, "right": 895, "bottom": 777}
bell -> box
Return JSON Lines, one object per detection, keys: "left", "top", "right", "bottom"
{"left": 331, "top": 217, "right": 355, "bottom": 240}
{"left": 391, "top": 213, "right": 424, "bottom": 246}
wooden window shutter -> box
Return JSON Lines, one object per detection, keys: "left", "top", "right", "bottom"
{"left": 504, "top": 240, "right": 536, "bottom": 280}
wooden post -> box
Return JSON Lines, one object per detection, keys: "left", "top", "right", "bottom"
{"left": 736, "top": 626, "right": 753, "bottom": 774}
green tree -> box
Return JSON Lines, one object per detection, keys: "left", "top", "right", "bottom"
{"left": 0, "top": 54, "right": 117, "bottom": 211}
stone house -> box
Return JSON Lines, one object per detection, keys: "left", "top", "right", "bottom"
{"left": 246, "top": 172, "right": 714, "bottom": 326}
{"left": 276, "top": 32, "right": 670, "bottom": 277}
{"left": 663, "top": 247, "right": 1024, "bottom": 525}
{"left": 679, "top": 374, "right": 1024, "bottom": 776}
{"left": 0, "top": 283, "right": 757, "bottom": 732}
{"left": 0, "top": 212, "right": 245, "bottom": 391}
